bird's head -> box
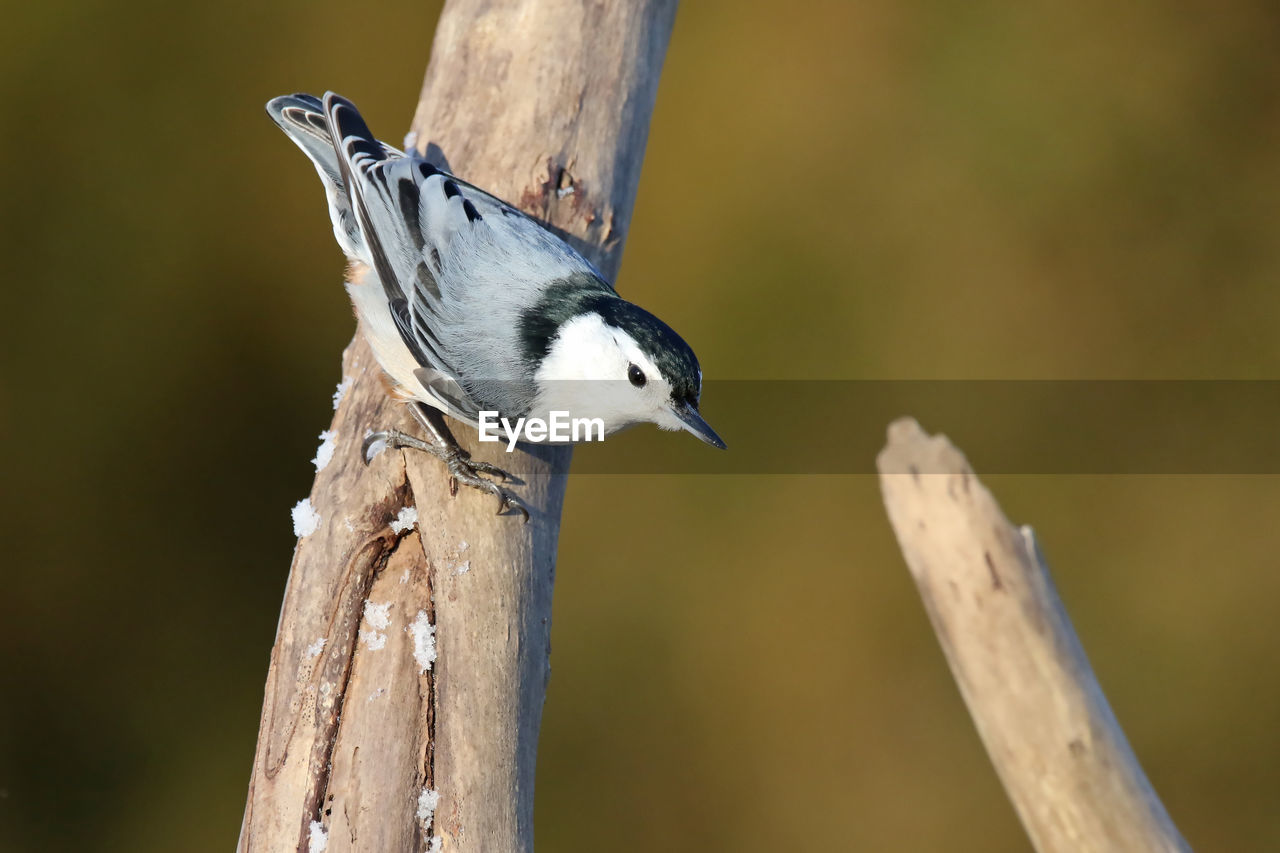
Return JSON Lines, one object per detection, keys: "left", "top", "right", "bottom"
{"left": 529, "top": 297, "right": 725, "bottom": 448}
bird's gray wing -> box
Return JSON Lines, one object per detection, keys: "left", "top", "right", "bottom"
{"left": 321, "top": 92, "right": 604, "bottom": 418}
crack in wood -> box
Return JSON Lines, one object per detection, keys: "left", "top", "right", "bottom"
{"left": 300, "top": 531, "right": 405, "bottom": 849}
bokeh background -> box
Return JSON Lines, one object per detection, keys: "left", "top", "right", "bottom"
{"left": 3, "top": 0, "right": 1280, "bottom": 850}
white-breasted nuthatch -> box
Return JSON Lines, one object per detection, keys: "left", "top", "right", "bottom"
{"left": 267, "top": 92, "right": 724, "bottom": 518}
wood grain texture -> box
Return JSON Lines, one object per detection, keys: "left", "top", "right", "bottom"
{"left": 239, "top": 2, "right": 678, "bottom": 851}
{"left": 877, "top": 418, "right": 1191, "bottom": 853}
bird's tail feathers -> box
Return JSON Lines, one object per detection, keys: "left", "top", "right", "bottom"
{"left": 267, "top": 92, "right": 397, "bottom": 260}
{"left": 322, "top": 92, "right": 390, "bottom": 175}
{"left": 266, "top": 94, "right": 343, "bottom": 186}
{"left": 317, "top": 93, "right": 412, "bottom": 313}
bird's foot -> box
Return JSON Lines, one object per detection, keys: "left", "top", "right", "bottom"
{"left": 362, "top": 428, "right": 528, "bottom": 522}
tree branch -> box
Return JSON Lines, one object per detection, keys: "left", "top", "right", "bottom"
{"left": 239, "top": 3, "right": 678, "bottom": 851}
{"left": 877, "top": 418, "right": 1190, "bottom": 853}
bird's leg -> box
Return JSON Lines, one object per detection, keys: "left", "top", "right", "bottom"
{"left": 407, "top": 404, "right": 514, "bottom": 481}
{"left": 362, "top": 404, "right": 527, "bottom": 522}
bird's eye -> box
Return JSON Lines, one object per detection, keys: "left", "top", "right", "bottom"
{"left": 628, "top": 363, "right": 646, "bottom": 388}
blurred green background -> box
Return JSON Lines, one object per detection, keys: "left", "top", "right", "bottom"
{"left": 3, "top": 0, "right": 1279, "bottom": 850}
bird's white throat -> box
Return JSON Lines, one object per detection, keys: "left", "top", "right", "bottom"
{"left": 531, "top": 312, "right": 670, "bottom": 435}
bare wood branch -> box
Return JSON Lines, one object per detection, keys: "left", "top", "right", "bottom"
{"left": 239, "top": 3, "right": 677, "bottom": 851}
{"left": 877, "top": 418, "right": 1191, "bottom": 853}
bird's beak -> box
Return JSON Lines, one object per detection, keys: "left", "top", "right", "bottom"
{"left": 672, "top": 400, "right": 726, "bottom": 449}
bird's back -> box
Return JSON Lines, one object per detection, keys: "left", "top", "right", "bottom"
{"left": 267, "top": 92, "right": 611, "bottom": 421}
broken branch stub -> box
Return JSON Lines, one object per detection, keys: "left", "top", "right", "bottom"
{"left": 877, "top": 417, "right": 1190, "bottom": 853}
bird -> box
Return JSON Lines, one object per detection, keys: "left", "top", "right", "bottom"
{"left": 266, "top": 92, "right": 724, "bottom": 519}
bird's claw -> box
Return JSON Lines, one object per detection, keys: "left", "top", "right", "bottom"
{"left": 441, "top": 453, "right": 528, "bottom": 523}
{"left": 364, "top": 427, "right": 526, "bottom": 522}
{"left": 362, "top": 430, "right": 392, "bottom": 465}
{"left": 465, "top": 459, "right": 510, "bottom": 481}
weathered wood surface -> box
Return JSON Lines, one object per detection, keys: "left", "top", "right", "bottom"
{"left": 878, "top": 418, "right": 1191, "bottom": 853}
{"left": 239, "top": 2, "right": 678, "bottom": 851}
